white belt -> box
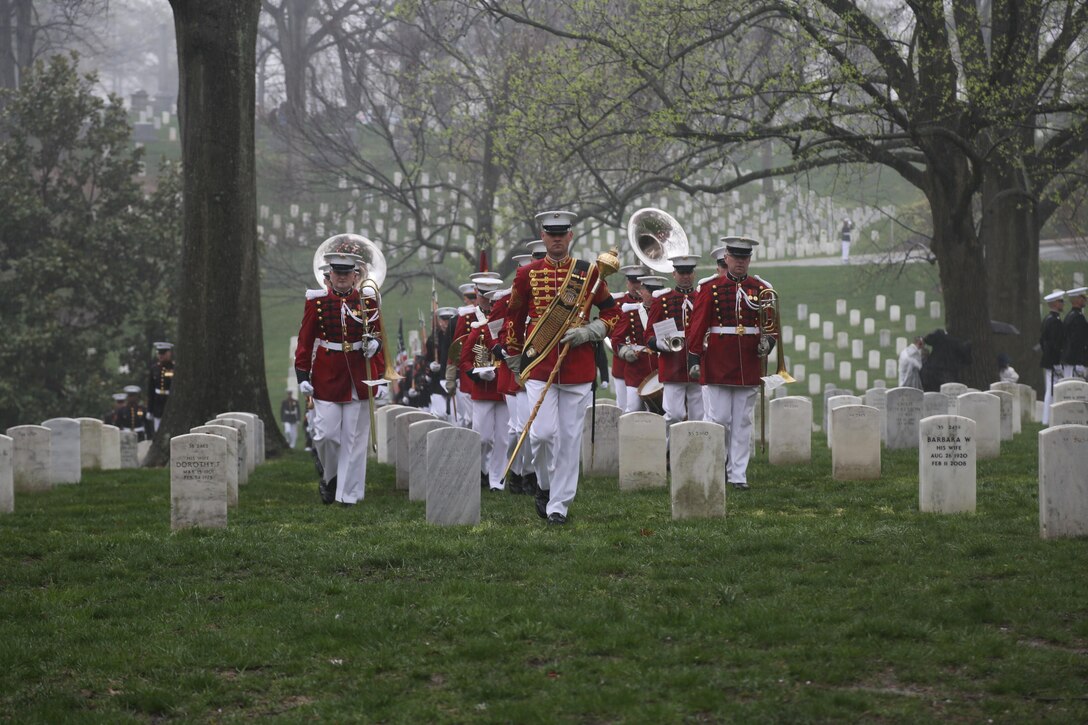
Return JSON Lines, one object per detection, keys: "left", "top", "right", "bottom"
{"left": 708, "top": 326, "right": 759, "bottom": 335}
{"left": 154, "top": 389, "right": 170, "bottom": 395}
{"left": 317, "top": 339, "right": 364, "bottom": 351}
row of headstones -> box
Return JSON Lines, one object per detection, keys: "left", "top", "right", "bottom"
{"left": 171, "top": 413, "right": 267, "bottom": 530}
{"left": 573, "top": 399, "right": 1088, "bottom": 538}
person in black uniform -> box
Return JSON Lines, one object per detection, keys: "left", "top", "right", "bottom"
{"left": 920, "top": 328, "right": 971, "bottom": 392}
{"left": 1039, "top": 289, "right": 1065, "bottom": 424}
{"left": 104, "top": 393, "right": 127, "bottom": 427}
{"left": 425, "top": 307, "right": 457, "bottom": 420}
{"left": 1060, "top": 286, "right": 1088, "bottom": 379}
{"left": 114, "top": 384, "right": 150, "bottom": 441}
{"left": 147, "top": 342, "right": 175, "bottom": 432}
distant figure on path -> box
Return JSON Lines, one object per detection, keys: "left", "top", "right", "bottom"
{"left": 280, "top": 390, "right": 300, "bottom": 448}
{"left": 840, "top": 219, "right": 853, "bottom": 264}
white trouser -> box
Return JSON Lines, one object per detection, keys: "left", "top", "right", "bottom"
{"left": 148, "top": 415, "right": 161, "bottom": 432}
{"left": 614, "top": 378, "right": 628, "bottom": 411}
{"left": 504, "top": 393, "right": 529, "bottom": 476}
{"left": 283, "top": 422, "right": 297, "bottom": 448}
{"left": 472, "top": 399, "right": 510, "bottom": 489}
{"left": 455, "top": 389, "right": 473, "bottom": 428}
{"left": 841, "top": 241, "right": 851, "bottom": 262}
{"left": 624, "top": 384, "right": 645, "bottom": 415}
{"left": 525, "top": 380, "right": 592, "bottom": 517}
{"left": 1059, "top": 364, "right": 1086, "bottom": 380}
{"left": 663, "top": 382, "right": 705, "bottom": 438}
{"left": 428, "top": 394, "right": 450, "bottom": 421}
{"left": 703, "top": 385, "right": 758, "bottom": 485}
{"left": 312, "top": 397, "right": 370, "bottom": 504}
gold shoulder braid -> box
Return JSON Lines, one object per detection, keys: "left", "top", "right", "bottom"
{"left": 519, "top": 260, "right": 591, "bottom": 380}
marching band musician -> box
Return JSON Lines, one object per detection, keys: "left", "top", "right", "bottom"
{"left": 294, "top": 248, "right": 385, "bottom": 506}
{"left": 446, "top": 280, "right": 493, "bottom": 428}
{"left": 499, "top": 210, "right": 620, "bottom": 526}
{"left": 120, "top": 384, "right": 150, "bottom": 441}
{"left": 611, "top": 274, "right": 663, "bottom": 413}
{"left": 686, "top": 238, "right": 775, "bottom": 491}
{"left": 645, "top": 254, "right": 704, "bottom": 434}
{"left": 493, "top": 253, "right": 536, "bottom": 495}
{"left": 459, "top": 277, "right": 509, "bottom": 491}
{"left": 610, "top": 265, "right": 648, "bottom": 411}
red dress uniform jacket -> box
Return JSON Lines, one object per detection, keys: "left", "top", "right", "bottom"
{"left": 501, "top": 256, "right": 620, "bottom": 385}
{"left": 687, "top": 273, "right": 773, "bottom": 386}
{"left": 459, "top": 322, "right": 504, "bottom": 402}
{"left": 610, "top": 302, "right": 656, "bottom": 388}
{"left": 450, "top": 308, "right": 477, "bottom": 396}
{"left": 644, "top": 286, "right": 698, "bottom": 383}
{"left": 610, "top": 291, "right": 640, "bottom": 380}
{"left": 486, "top": 292, "right": 521, "bottom": 396}
{"left": 295, "top": 287, "right": 386, "bottom": 401}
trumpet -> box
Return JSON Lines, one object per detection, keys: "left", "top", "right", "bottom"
{"left": 664, "top": 334, "right": 685, "bottom": 352}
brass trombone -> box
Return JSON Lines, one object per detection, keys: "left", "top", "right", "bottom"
{"left": 757, "top": 288, "right": 795, "bottom": 455}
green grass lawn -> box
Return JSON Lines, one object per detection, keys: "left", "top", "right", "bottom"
{"left": 2, "top": 426, "right": 1086, "bottom": 722}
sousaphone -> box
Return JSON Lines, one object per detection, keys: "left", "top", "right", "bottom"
{"left": 626, "top": 207, "right": 690, "bottom": 274}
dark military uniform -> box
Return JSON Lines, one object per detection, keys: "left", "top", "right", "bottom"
{"left": 148, "top": 360, "right": 174, "bottom": 422}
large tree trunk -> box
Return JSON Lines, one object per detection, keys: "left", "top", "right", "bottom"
{"left": 928, "top": 185, "right": 997, "bottom": 391}
{"left": 0, "top": 0, "right": 14, "bottom": 93}
{"left": 981, "top": 152, "right": 1042, "bottom": 392}
{"left": 150, "top": 0, "right": 283, "bottom": 465}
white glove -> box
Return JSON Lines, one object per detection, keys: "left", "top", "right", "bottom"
{"left": 600, "top": 381, "right": 609, "bottom": 389}
{"left": 560, "top": 319, "right": 608, "bottom": 347}
{"left": 363, "top": 336, "right": 380, "bottom": 358}
{"left": 299, "top": 380, "right": 314, "bottom": 395}
{"left": 757, "top": 336, "right": 773, "bottom": 357}
{"left": 619, "top": 345, "right": 639, "bottom": 363}
{"left": 478, "top": 368, "right": 496, "bottom": 381}
{"left": 654, "top": 337, "right": 671, "bottom": 353}
{"left": 429, "top": 361, "right": 441, "bottom": 373}
{"left": 504, "top": 354, "right": 522, "bottom": 375}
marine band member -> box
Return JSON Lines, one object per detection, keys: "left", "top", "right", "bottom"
{"left": 611, "top": 274, "right": 663, "bottom": 413}
{"left": 294, "top": 249, "right": 385, "bottom": 506}
{"left": 645, "top": 254, "right": 704, "bottom": 435}
{"left": 686, "top": 238, "right": 775, "bottom": 491}
{"left": 499, "top": 210, "right": 620, "bottom": 525}
{"left": 147, "top": 342, "right": 174, "bottom": 432}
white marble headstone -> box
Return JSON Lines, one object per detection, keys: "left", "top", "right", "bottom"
{"left": 1048, "top": 401, "right": 1088, "bottom": 426}
{"left": 862, "top": 387, "right": 888, "bottom": 442}
{"left": 217, "top": 412, "right": 263, "bottom": 465}
{"left": 1038, "top": 424, "right": 1088, "bottom": 539}
{"left": 6, "top": 425, "right": 52, "bottom": 492}
{"left": 989, "top": 389, "right": 1015, "bottom": 441}
{"left": 409, "top": 419, "right": 452, "bottom": 501}
{"left": 830, "top": 405, "right": 881, "bottom": 480}
{"left": 885, "top": 387, "right": 924, "bottom": 450}
{"left": 396, "top": 411, "right": 433, "bottom": 491}
{"left": 75, "top": 417, "right": 104, "bottom": 469}
{"left": 206, "top": 418, "right": 248, "bottom": 485}
{"left": 41, "top": 418, "right": 81, "bottom": 484}
{"left": 618, "top": 412, "right": 667, "bottom": 490}
{"left": 425, "top": 427, "right": 481, "bottom": 525}
{"left": 1016, "top": 384, "right": 1037, "bottom": 423}
{"left": 768, "top": 396, "right": 812, "bottom": 465}
{"left": 1053, "top": 379, "right": 1088, "bottom": 404}
{"left": 919, "top": 415, "right": 976, "bottom": 513}
{"left": 989, "top": 382, "right": 1022, "bottom": 434}
{"left": 170, "top": 433, "right": 229, "bottom": 530}
{"left": 375, "top": 405, "right": 409, "bottom": 463}
{"left": 955, "top": 393, "right": 1000, "bottom": 460}
{"left": 825, "top": 395, "right": 862, "bottom": 447}
{"left": 215, "top": 415, "right": 254, "bottom": 474}
{"left": 119, "top": 431, "right": 139, "bottom": 468}
{"left": 0, "top": 435, "right": 12, "bottom": 513}
{"left": 190, "top": 425, "right": 240, "bottom": 507}
{"left": 100, "top": 425, "right": 122, "bottom": 470}
{"left": 669, "top": 421, "right": 726, "bottom": 519}
{"left": 581, "top": 403, "right": 622, "bottom": 477}
{"left": 940, "top": 382, "right": 968, "bottom": 398}
{"left": 923, "top": 392, "right": 950, "bottom": 419}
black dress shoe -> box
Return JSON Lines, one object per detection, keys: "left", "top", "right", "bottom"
{"left": 547, "top": 512, "right": 568, "bottom": 526}
{"left": 319, "top": 476, "right": 337, "bottom": 504}
{"left": 480, "top": 472, "right": 489, "bottom": 489}
{"left": 312, "top": 449, "right": 324, "bottom": 480}
{"left": 732, "top": 481, "right": 750, "bottom": 490}
{"left": 523, "top": 472, "right": 539, "bottom": 495}
{"left": 535, "top": 490, "right": 550, "bottom": 519}
{"left": 505, "top": 471, "right": 524, "bottom": 494}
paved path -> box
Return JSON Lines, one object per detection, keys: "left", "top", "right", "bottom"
{"left": 753, "top": 237, "right": 1085, "bottom": 268}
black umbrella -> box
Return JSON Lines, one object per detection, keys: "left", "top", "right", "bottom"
{"left": 990, "top": 320, "right": 1020, "bottom": 335}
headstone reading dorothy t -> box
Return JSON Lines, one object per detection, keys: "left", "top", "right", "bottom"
{"left": 170, "top": 433, "right": 229, "bottom": 530}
